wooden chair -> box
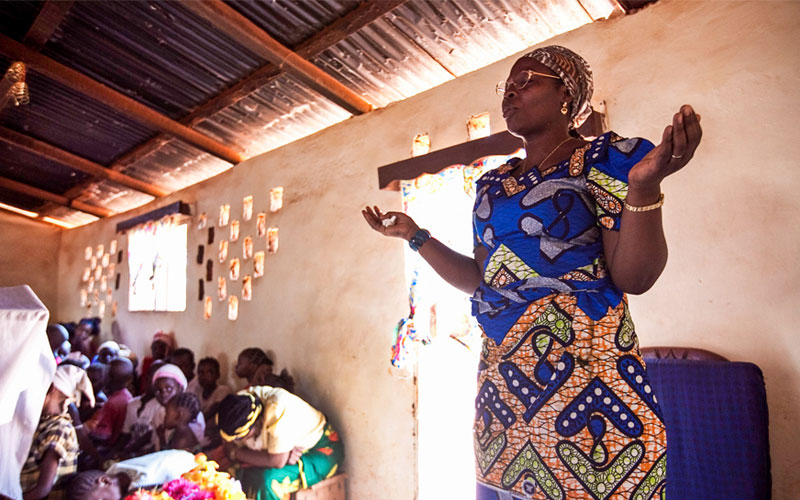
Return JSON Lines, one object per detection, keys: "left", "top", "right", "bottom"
{"left": 290, "top": 474, "right": 347, "bottom": 500}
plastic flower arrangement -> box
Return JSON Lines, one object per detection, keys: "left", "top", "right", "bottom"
{"left": 124, "top": 454, "right": 246, "bottom": 500}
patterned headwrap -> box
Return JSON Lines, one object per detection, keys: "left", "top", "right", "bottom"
{"left": 217, "top": 393, "right": 263, "bottom": 442}
{"left": 524, "top": 45, "right": 593, "bottom": 130}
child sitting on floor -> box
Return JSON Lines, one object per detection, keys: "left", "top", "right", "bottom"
{"left": 157, "top": 392, "right": 201, "bottom": 452}
{"left": 149, "top": 364, "right": 206, "bottom": 450}
{"left": 115, "top": 360, "right": 165, "bottom": 458}
{"left": 86, "top": 358, "right": 133, "bottom": 448}
{"left": 80, "top": 362, "right": 108, "bottom": 423}
{"left": 21, "top": 364, "right": 94, "bottom": 500}
{"left": 169, "top": 347, "right": 198, "bottom": 393}
{"left": 188, "top": 357, "right": 231, "bottom": 419}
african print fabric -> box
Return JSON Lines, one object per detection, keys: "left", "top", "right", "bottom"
{"left": 471, "top": 132, "right": 667, "bottom": 499}
{"left": 239, "top": 424, "right": 343, "bottom": 500}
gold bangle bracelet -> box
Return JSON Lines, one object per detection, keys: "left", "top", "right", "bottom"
{"left": 624, "top": 193, "right": 664, "bottom": 212}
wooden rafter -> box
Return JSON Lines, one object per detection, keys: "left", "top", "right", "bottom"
{"left": 0, "top": 175, "right": 113, "bottom": 218}
{"left": 0, "top": 126, "right": 168, "bottom": 198}
{"left": 0, "top": 34, "right": 245, "bottom": 165}
{"left": 22, "top": 1, "right": 75, "bottom": 50}
{"left": 181, "top": 0, "right": 373, "bottom": 116}
{"left": 53, "top": 0, "right": 408, "bottom": 211}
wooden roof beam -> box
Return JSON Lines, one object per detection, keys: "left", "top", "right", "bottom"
{"left": 0, "top": 126, "right": 168, "bottom": 198}
{"left": 0, "top": 175, "right": 113, "bottom": 218}
{"left": 22, "top": 1, "right": 75, "bottom": 50}
{"left": 0, "top": 34, "right": 245, "bottom": 165}
{"left": 181, "top": 0, "right": 373, "bottom": 116}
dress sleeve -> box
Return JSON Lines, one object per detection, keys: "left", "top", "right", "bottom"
{"left": 586, "top": 136, "right": 655, "bottom": 231}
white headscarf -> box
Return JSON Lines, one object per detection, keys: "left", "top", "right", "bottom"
{"left": 52, "top": 364, "right": 95, "bottom": 408}
{"left": 98, "top": 340, "right": 120, "bottom": 354}
{"left": 152, "top": 364, "right": 187, "bottom": 391}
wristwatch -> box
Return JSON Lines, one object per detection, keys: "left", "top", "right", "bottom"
{"left": 409, "top": 229, "right": 431, "bottom": 252}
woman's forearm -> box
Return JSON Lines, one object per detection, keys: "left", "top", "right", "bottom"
{"left": 235, "top": 447, "right": 290, "bottom": 469}
{"left": 604, "top": 185, "right": 668, "bottom": 294}
{"left": 416, "top": 238, "right": 483, "bottom": 294}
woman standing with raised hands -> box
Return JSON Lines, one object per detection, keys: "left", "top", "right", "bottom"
{"left": 363, "top": 45, "right": 701, "bottom": 499}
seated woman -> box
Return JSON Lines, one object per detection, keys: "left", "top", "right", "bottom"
{"left": 217, "top": 387, "right": 343, "bottom": 500}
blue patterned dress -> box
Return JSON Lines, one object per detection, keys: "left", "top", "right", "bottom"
{"left": 472, "top": 132, "right": 667, "bottom": 500}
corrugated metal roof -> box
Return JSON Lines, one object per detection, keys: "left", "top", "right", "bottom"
{"left": 0, "top": 0, "right": 623, "bottom": 227}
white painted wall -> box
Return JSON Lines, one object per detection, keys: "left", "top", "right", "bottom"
{"left": 2, "top": 0, "right": 792, "bottom": 497}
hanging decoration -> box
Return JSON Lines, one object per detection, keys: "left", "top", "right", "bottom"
{"left": 3, "top": 62, "right": 29, "bottom": 107}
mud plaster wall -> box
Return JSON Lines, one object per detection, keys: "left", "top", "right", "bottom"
{"left": 0, "top": 211, "right": 61, "bottom": 317}
{"left": 45, "top": 0, "right": 800, "bottom": 497}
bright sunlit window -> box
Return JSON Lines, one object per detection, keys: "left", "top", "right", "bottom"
{"left": 402, "top": 151, "right": 522, "bottom": 500}
{"left": 127, "top": 218, "right": 187, "bottom": 312}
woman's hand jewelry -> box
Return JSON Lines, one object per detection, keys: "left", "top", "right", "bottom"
{"left": 627, "top": 104, "right": 702, "bottom": 190}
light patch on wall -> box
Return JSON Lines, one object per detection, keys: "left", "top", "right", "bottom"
{"left": 101, "top": 253, "right": 110, "bottom": 268}
{"left": 229, "top": 258, "right": 240, "bottom": 281}
{"left": 243, "top": 236, "right": 253, "bottom": 260}
{"left": 228, "top": 295, "right": 238, "bottom": 321}
{"left": 80, "top": 289, "right": 87, "bottom": 307}
{"left": 467, "top": 112, "right": 490, "bottom": 140}
{"left": 197, "top": 212, "right": 207, "bottom": 230}
{"left": 412, "top": 133, "right": 431, "bottom": 157}
{"left": 82, "top": 267, "right": 91, "bottom": 282}
{"left": 95, "top": 245, "right": 104, "bottom": 259}
{"left": 254, "top": 251, "right": 265, "bottom": 278}
{"left": 217, "top": 276, "right": 227, "bottom": 302}
{"left": 267, "top": 228, "right": 279, "bottom": 254}
{"left": 218, "top": 240, "right": 228, "bottom": 263}
{"left": 84, "top": 246, "right": 92, "bottom": 260}
{"left": 270, "top": 187, "right": 284, "bottom": 213}
{"left": 204, "top": 296, "right": 212, "bottom": 320}
{"left": 230, "top": 220, "right": 240, "bottom": 242}
{"left": 109, "top": 240, "right": 118, "bottom": 255}
{"left": 218, "top": 204, "right": 230, "bottom": 227}
{"left": 242, "top": 195, "right": 254, "bottom": 221}
{"left": 242, "top": 275, "right": 252, "bottom": 301}
{"left": 256, "top": 213, "right": 266, "bottom": 237}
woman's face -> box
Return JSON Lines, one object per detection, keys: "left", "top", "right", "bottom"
{"left": 73, "top": 323, "right": 93, "bottom": 352}
{"left": 154, "top": 378, "right": 182, "bottom": 405}
{"left": 501, "top": 58, "right": 568, "bottom": 138}
{"left": 235, "top": 355, "right": 254, "bottom": 379}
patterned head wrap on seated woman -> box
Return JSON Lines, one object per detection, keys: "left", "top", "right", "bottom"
{"left": 217, "top": 393, "right": 263, "bottom": 442}
{"left": 52, "top": 364, "right": 95, "bottom": 408}
{"left": 524, "top": 45, "right": 594, "bottom": 130}
{"left": 152, "top": 363, "right": 187, "bottom": 390}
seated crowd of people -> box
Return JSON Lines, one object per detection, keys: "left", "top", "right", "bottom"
{"left": 21, "top": 317, "right": 341, "bottom": 500}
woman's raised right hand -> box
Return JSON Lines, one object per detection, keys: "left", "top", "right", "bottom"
{"left": 361, "top": 205, "right": 419, "bottom": 241}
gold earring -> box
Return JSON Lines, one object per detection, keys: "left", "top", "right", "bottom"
{"left": 561, "top": 103, "right": 569, "bottom": 115}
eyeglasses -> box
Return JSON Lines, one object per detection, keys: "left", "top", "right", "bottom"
{"left": 495, "top": 70, "right": 560, "bottom": 97}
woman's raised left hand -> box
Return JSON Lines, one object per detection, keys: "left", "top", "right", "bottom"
{"left": 628, "top": 105, "right": 703, "bottom": 190}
